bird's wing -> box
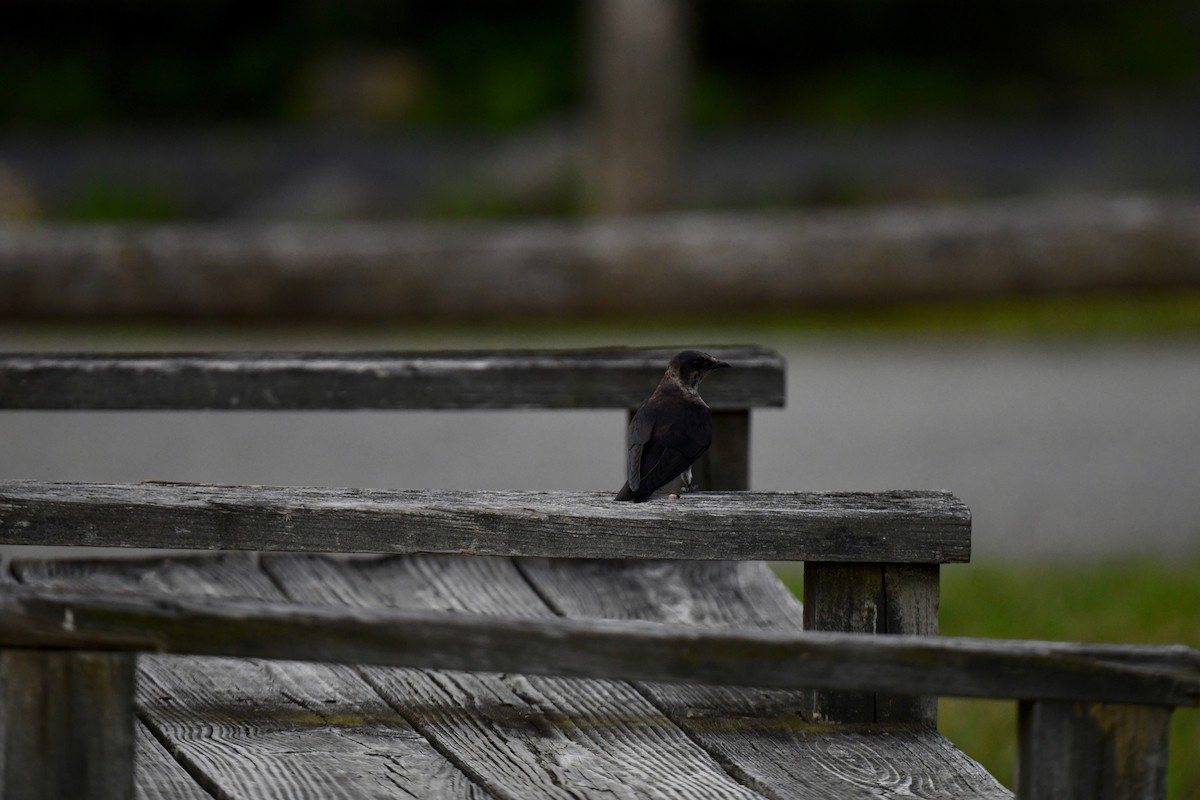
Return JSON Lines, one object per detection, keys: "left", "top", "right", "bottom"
{"left": 633, "top": 440, "right": 698, "bottom": 497}
{"left": 628, "top": 402, "right": 712, "bottom": 497}
{"left": 626, "top": 406, "right": 654, "bottom": 492}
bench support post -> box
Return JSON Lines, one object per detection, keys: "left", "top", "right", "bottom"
{"left": 802, "top": 562, "right": 939, "bottom": 726}
{"left": 1017, "top": 700, "right": 1171, "bottom": 800}
{"left": 1, "top": 649, "right": 136, "bottom": 800}
{"left": 696, "top": 410, "right": 750, "bottom": 491}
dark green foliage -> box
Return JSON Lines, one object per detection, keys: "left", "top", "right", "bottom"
{"left": 0, "top": 1, "right": 1196, "bottom": 128}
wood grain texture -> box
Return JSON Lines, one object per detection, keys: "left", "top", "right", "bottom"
{"left": 879, "top": 563, "right": 940, "bottom": 725}
{"left": 0, "top": 649, "right": 135, "bottom": 800}
{"left": 1017, "top": 701, "right": 1172, "bottom": 800}
{"left": 0, "top": 347, "right": 784, "bottom": 411}
{"left": 14, "top": 555, "right": 495, "bottom": 800}
{"left": 263, "top": 553, "right": 771, "bottom": 800}
{"left": 802, "top": 562, "right": 885, "bottom": 723}
{"left": 802, "top": 562, "right": 941, "bottom": 725}
{"left": 518, "top": 559, "right": 1011, "bottom": 799}
{"left": 1, "top": 581, "right": 1197, "bottom": 707}
{"left": 133, "top": 719, "right": 212, "bottom": 800}
{"left": 0, "top": 482, "right": 974, "bottom": 563}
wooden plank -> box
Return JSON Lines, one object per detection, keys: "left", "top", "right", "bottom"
{"left": 0, "top": 347, "right": 784, "bottom": 411}
{"left": 134, "top": 718, "right": 212, "bottom": 800}
{"left": 14, "top": 555, "right": 494, "bottom": 800}
{"left": 0, "top": 482, "right": 974, "bottom": 563}
{"left": 518, "top": 559, "right": 1011, "bottom": 799}
{"left": 1017, "top": 701, "right": 1172, "bottom": 800}
{"left": 3, "top": 580, "right": 1197, "bottom": 707}
{"left": 263, "top": 553, "right": 771, "bottom": 800}
{"left": 0, "top": 649, "right": 135, "bottom": 800}
{"left": 520, "top": 559, "right": 808, "bottom": 719}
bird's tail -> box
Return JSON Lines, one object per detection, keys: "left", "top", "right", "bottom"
{"left": 614, "top": 483, "right": 638, "bottom": 502}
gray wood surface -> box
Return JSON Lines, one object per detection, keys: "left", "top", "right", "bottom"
{"left": 133, "top": 719, "right": 212, "bottom": 800}
{"left": 14, "top": 555, "right": 494, "bottom": 800}
{"left": 0, "top": 347, "right": 784, "bottom": 411}
{"left": 0, "top": 649, "right": 135, "bottom": 800}
{"left": 268, "top": 554, "right": 1012, "bottom": 799}
{"left": 879, "top": 563, "right": 941, "bottom": 724}
{"left": 802, "top": 562, "right": 885, "bottom": 723}
{"left": 1, "top": 552, "right": 1013, "bottom": 798}
{"left": 2, "top": 580, "right": 1196, "bottom": 708}
{"left": 518, "top": 558, "right": 1011, "bottom": 799}
{"left": 265, "top": 553, "right": 772, "bottom": 800}
{"left": 0, "top": 482, "right": 973, "bottom": 562}
{"left": 1017, "top": 700, "right": 1172, "bottom": 800}
{"left": 802, "top": 562, "right": 941, "bottom": 725}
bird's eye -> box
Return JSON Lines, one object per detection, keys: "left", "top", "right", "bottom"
{"left": 691, "top": 359, "right": 704, "bottom": 368}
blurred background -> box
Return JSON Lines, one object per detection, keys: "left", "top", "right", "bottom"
{"left": 1, "top": 1, "right": 1199, "bottom": 793}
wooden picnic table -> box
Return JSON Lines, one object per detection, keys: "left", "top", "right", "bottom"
{"left": 2, "top": 347, "right": 1196, "bottom": 800}
{"left": 4, "top": 546, "right": 1010, "bottom": 800}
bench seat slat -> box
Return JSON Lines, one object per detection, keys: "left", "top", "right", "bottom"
{"left": 0, "top": 347, "right": 785, "bottom": 411}
{"left": 0, "top": 482, "right": 972, "bottom": 563}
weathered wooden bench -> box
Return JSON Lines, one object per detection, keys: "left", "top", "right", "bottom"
{"left": 0, "top": 347, "right": 1196, "bottom": 800}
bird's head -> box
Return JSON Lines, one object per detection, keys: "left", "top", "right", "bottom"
{"left": 667, "top": 350, "right": 731, "bottom": 391}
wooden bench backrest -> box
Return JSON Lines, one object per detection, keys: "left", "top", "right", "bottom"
{"left": 0, "top": 346, "right": 784, "bottom": 492}
{"left": 0, "top": 344, "right": 944, "bottom": 726}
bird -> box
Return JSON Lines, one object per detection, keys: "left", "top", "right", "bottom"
{"left": 615, "top": 350, "right": 731, "bottom": 502}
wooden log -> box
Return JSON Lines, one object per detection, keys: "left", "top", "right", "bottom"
{"left": 0, "top": 482, "right": 973, "bottom": 563}
{"left": 0, "top": 586, "right": 1196, "bottom": 708}
{"left": 2, "top": 198, "right": 1198, "bottom": 320}
{"left": 0, "top": 649, "right": 135, "bottom": 800}
{"left": 0, "top": 347, "right": 785, "bottom": 411}
{"left": 1017, "top": 701, "right": 1173, "bottom": 800}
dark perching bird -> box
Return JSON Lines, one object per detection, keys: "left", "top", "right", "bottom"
{"left": 615, "top": 350, "right": 731, "bottom": 502}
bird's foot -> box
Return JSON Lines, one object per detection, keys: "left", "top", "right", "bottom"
{"left": 679, "top": 467, "right": 696, "bottom": 494}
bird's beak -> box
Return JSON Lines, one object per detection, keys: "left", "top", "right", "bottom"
{"left": 711, "top": 360, "right": 731, "bottom": 370}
